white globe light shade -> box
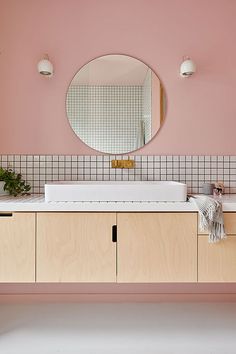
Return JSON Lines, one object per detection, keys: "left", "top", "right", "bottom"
{"left": 37, "top": 58, "right": 53, "bottom": 76}
{"left": 180, "top": 58, "right": 196, "bottom": 77}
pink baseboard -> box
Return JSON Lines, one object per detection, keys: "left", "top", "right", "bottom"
{"left": 1, "top": 283, "right": 236, "bottom": 303}
{"left": 1, "top": 293, "right": 236, "bottom": 303}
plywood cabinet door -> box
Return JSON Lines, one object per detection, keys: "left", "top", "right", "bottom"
{"left": 198, "top": 236, "right": 236, "bottom": 282}
{"left": 37, "top": 213, "right": 116, "bottom": 282}
{"left": 117, "top": 213, "right": 197, "bottom": 283}
{"left": 0, "top": 213, "right": 35, "bottom": 282}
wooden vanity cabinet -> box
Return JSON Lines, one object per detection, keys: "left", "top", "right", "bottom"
{"left": 198, "top": 213, "right": 236, "bottom": 282}
{"left": 117, "top": 212, "right": 198, "bottom": 283}
{"left": 0, "top": 212, "right": 35, "bottom": 282}
{"left": 36, "top": 213, "right": 116, "bottom": 282}
{"left": 5, "top": 210, "right": 236, "bottom": 284}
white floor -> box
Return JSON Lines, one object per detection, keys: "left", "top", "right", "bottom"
{"left": 0, "top": 303, "right": 236, "bottom": 353}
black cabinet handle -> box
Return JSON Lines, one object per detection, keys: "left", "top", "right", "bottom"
{"left": 112, "top": 225, "right": 117, "bottom": 243}
{"left": 0, "top": 213, "right": 13, "bottom": 217}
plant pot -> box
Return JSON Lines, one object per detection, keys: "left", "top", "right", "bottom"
{"left": 0, "top": 181, "right": 8, "bottom": 196}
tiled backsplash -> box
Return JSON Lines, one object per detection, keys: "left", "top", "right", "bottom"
{"left": 0, "top": 155, "right": 236, "bottom": 195}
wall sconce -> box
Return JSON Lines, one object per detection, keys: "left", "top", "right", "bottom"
{"left": 180, "top": 56, "right": 196, "bottom": 77}
{"left": 37, "top": 54, "right": 53, "bottom": 77}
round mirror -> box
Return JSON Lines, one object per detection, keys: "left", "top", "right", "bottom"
{"left": 66, "top": 54, "right": 166, "bottom": 154}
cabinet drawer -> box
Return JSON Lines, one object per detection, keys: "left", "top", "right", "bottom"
{"left": 198, "top": 236, "right": 236, "bottom": 282}
{"left": 198, "top": 212, "right": 236, "bottom": 235}
{"left": 0, "top": 213, "right": 35, "bottom": 282}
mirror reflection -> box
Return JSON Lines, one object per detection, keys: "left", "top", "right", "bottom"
{"left": 66, "top": 55, "right": 166, "bottom": 154}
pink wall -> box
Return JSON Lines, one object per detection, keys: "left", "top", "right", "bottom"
{"left": 0, "top": 0, "right": 236, "bottom": 155}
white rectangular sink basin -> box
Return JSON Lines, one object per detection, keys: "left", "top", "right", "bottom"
{"left": 45, "top": 181, "right": 187, "bottom": 202}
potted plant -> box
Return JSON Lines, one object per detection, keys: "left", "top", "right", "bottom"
{"left": 0, "top": 167, "right": 31, "bottom": 197}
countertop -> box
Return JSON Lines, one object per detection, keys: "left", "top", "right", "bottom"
{"left": 0, "top": 194, "right": 236, "bottom": 212}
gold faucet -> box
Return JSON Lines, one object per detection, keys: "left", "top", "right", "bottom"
{"left": 111, "top": 158, "right": 135, "bottom": 169}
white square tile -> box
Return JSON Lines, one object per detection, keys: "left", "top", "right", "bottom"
{"left": 14, "top": 155, "right": 20, "bottom": 162}
{"left": 84, "top": 156, "right": 90, "bottom": 162}
{"left": 173, "top": 174, "right": 180, "bottom": 180}
{"left": 27, "top": 161, "right": 34, "bottom": 168}
{"left": 20, "top": 155, "right": 26, "bottom": 162}
{"left": 26, "top": 155, "right": 33, "bottom": 161}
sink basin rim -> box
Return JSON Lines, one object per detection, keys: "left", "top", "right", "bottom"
{"left": 45, "top": 181, "right": 187, "bottom": 203}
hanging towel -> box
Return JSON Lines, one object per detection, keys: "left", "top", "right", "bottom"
{"left": 189, "top": 195, "right": 226, "bottom": 243}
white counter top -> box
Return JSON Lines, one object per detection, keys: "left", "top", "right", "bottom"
{"left": 0, "top": 194, "right": 236, "bottom": 212}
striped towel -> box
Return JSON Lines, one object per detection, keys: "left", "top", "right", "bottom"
{"left": 189, "top": 195, "right": 226, "bottom": 243}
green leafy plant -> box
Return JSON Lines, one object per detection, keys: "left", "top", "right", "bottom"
{"left": 0, "top": 167, "right": 31, "bottom": 197}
